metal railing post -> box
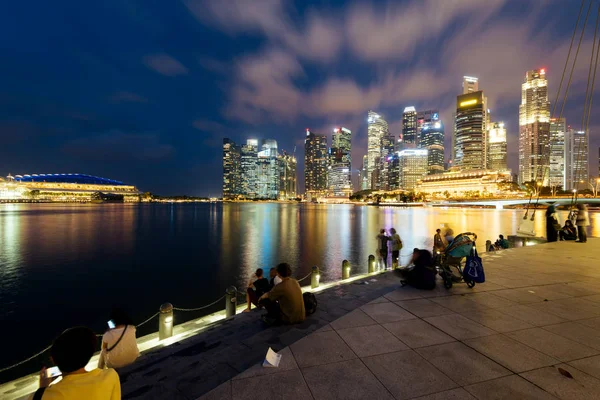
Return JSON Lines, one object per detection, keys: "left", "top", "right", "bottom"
{"left": 311, "top": 266, "right": 320, "bottom": 289}
{"left": 342, "top": 260, "right": 350, "bottom": 279}
{"left": 225, "top": 286, "right": 237, "bottom": 318}
{"left": 159, "top": 303, "right": 173, "bottom": 340}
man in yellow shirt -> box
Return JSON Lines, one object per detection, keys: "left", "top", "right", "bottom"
{"left": 259, "top": 263, "right": 305, "bottom": 325}
{"left": 31, "top": 326, "right": 121, "bottom": 400}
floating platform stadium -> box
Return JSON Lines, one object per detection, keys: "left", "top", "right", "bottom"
{"left": 0, "top": 173, "right": 140, "bottom": 202}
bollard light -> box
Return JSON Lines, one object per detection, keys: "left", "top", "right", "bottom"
{"left": 159, "top": 303, "right": 173, "bottom": 340}
{"left": 368, "top": 254, "right": 375, "bottom": 273}
{"left": 342, "top": 260, "right": 350, "bottom": 280}
{"left": 311, "top": 266, "right": 320, "bottom": 289}
{"left": 225, "top": 286, "right": 237, "bottom": 318}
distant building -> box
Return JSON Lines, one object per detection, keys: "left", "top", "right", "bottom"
{"left": 416, "top": 109, "right": 439, "bottom": 146}
{"left": 487, "top": 122, "right": 508, "bottom": 171}
{"left": 420, "top": 119, "right": 445, "bottom": 174}
{"left": 305, "top": 129, "right": 328, "bottom": 199}
{"left": 328, "top": 127, "right": 353, "bottom": 197}
{"left": 367, "top": 111, "right": 389, "bottom": 189}
{"left": 549, "top": 118, "right": 566, "bottom": 189}
{"left": 463, "top": 76, "right": 479, "bottom": 94}
{"left": 402, "top": 107, "right": 418, "bottom": 147}
{"left": 361, "top": 155, "right": 369, "bottom": 190}
{"left": 278, "top": 151, "right": 297, "bottom": 200}
{"left": 455, "top": 89, "right": 488, "bottom": 170}
{"left": 565, "top": 128, "right": 589, "bottom": 190}
{"left": 240, "top": 139, "right": 259, "bottom": 198}
{"left": 398, "top": 149, "right": 428, "bottom": 190}
{"left": 417, "top": 169, "right": 513, "bottom": 198}
{"left": 519, "top": 69, "right": 550, "bottom": 185}
{"left": 223, "top": 138, "right": 241, "bottom": 199}
{"left": 257, "top": 139, "right": 279, "bottom": 199}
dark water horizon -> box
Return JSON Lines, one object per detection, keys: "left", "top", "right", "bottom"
{"left": 0, "top": 202, "right": 597, "bottom": 382}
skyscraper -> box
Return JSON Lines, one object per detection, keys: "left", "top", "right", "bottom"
{"left": 565, "top": 128, "right": 589, "bottom": 190}
{"left": 328, "top": 127, "right": 353, "bottom": 197}
{"left": 257, "top": 139, "right": 279, "bottom": 199}
{"left": 240, "top": 139, "right": 258, "bottom": 198}
{"left": 222, "top": 138, "right": 241, "bottom": 199}
{"left": 398, "top": 149, "right": 428, "bottom": 190}
{"left": 416, "top": 109, "right": 439, "bottom": 146}
{"left": 455, "top": 90, "right": 488, "bottom": 170}
{"left": 402, "top": 107, "right": 418, "bottom": 147}
{"left": 305, "top": 129, "right": 328, "bottom": 199}
{"left": 519, "top": 69, "right": 551, "bottom": 185}
{"left": 367, "top": 111, "right": 389, "bottom": 189}
{"left": 487, "top": 122, "right": 508, "bottom": 171}
{"left": 278, "top": 151, "right": 297, "bottom": 200}
{"left": 420, "top": 119, "right": 445, "bottom": 174}
{"left": 361, "top": 155, "right": 369, "bottom": 190}
{"left": 549, "top": 118, "right": 566, "bottom": 189}
{"left": 463, "top": 76, "right": 479, "bottom": 94}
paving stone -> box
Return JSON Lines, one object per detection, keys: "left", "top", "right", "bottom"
{"left": 429, "top": 295, "right": 488, "bottom": 314}
{"left": 462, "top": 292, "right": 517, "bottom": 309}
{"left": 464, "top": 334, "right": 559, "bottom": 373}
{"left": 330, "top": 308, "right": 378, "bottom": 330}
{"left": 233, "top": 347, "right": 298, "bottom": 380}
{"left": 507, "top": 328, "right": 598, "bottom": 362}
{"left": 196, "top": 381, "right": 232, "bottom": 400}
{"left": 416, "top": 342, "right": 511, "bottom": 386}
{"left": 382, "top": 319, "right": 455, "bottom": 349}
{"left": 302, "top": 358, "right": 394, "bottom": 400}
{"left": 458, "top": 309, "right": 534, "bottom": 333}
{"left": 520, "top": 364, "right": 600, "bottom": 400}
{"left": 481, "top": 288, "right": 544, "bottom": 304}
{"left": 424, "top": 314, "right": 496, "bottom": 340}
{"left": 543, "top": 322, "right": 600, "bottom": 351}
{"left": 528, "top": 298, "right": 600, "bottom": 321}
{"left": 395, "top": 298, "right": 453, "bottom": 318}
{"left": 409, "top": 388, "right": 476, "bottom": 400}
{"left": 383, "top": 288, "right": 424, "bottom": 301}
{"left": 289, "top": 330, "right": 356, "bottom": 368}
{"left": 362, "top": 350, "right": 457, "bottom": 399}
{"left": 231, "top": 369, "right": 313, "bottom": 400}
{"left": 360, "top": 302, "right": 418, "bottom": 324}
{"left": 366, "top": 296, "right": 391, "bottom": 304}
{"left": 337, "top": 324, "right": 408, "bottom": 357}
{"left": 496, "top": 304, "right": 567, "bottom": 326}
{"left": 569, "top": 355, "right": 600, "bottom": 380}
{"left": 464, "top": 375, "right": 557, "bottom": 400}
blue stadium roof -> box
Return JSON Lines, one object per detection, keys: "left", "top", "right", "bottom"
{"left": 12, "top": 173, "right": 127, "bottom": 186}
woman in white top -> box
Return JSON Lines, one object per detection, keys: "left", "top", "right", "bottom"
{"left": 98, "top": 308, "right": 140, "bottom": 369}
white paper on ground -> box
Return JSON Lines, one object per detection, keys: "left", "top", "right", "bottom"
{"left": 262, "top": 347, "right": 282, "bottom": 368}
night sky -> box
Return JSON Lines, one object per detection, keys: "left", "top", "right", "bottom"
{"left": 1, "top": 0, "right": 598, "bottom": 196}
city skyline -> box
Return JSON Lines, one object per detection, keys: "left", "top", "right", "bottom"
{"left": 1, "top": 0, "right": 599, "bottom": 196}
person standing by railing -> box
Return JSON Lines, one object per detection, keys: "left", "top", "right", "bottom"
{"left": 576, "top": 203, "right": 590, "bottom": 243}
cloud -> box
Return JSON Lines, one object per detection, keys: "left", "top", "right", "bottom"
{"left": 110, "top": 91, "right": 148, "bottom": 104}
{"left": 62, "top": 131, "right": 175, "bottom": 162}
{"left": 143, "top": 54, "right": 188, "bottom": 76}
{"left": 192, "top": 119, "right": 227, "bottom": 146}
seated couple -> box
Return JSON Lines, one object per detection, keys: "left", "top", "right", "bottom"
{"left": 244, "top": 263, "right": 305, "bottom": 325}
{"left": 395, "top": 248, "right": 436, "bottom": 290}
{"left": 559, "top": 220, "right": 577, "bottom": 241}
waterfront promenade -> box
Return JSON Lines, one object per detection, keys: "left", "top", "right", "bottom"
{"left": 4, "top": 239, "right": 600, "bottom": 399}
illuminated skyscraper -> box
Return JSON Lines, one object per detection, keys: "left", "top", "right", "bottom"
{"left": 328, "top": 127, "right": 353, "bottom": 197}
{"left": 398, "top": 149, "right": 428, "bottom": 190}
{"left": 278, "top": 151, "right": 297, "bottom": 200}
{"left": 549, "top": 118, "right": 566, "bottom": 189}
{"left": 240, "top": 139, "right": 258, "bottom": 198}
{"left": 257, "top": 139, "right": 279, "bottom": 199}
{"left": 455, "top": 90, "right": 488, "bottom": 170}
{"left": 519, "top": 69, "right": 550, "bottom": 184}
{"left": 402, "top": 107, "right": 418, "bottom": 146}
{"left": 222, "top": 138, "right": 241, "bottom": 199}
{"left": 361, "top": 155, "right": 369, "bottom": 190}
{"left": 487, "top": 122, "right": 508, "bottom": 171}
{"left": 420, "top": 119, "right": 445, "bottom": 174}
{"left": 565, "top": 128, "right": 589, "bottom": 190}
{"left": 305, "top": 129, "right": 328, "bottom": 199}
{"left": 367, "top": 111, "right": 389, "bottom": 188}
{"left": 463, "top": 76, "right": 479, "bottom": 94}
{"left": 416, "top": 109, "right": 439, "bottom": 146}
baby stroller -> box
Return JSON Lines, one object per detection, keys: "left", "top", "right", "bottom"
{"left": 436, "top": 232, "right": 477, "bottom": 289}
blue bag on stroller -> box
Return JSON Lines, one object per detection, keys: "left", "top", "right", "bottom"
{"left": 464, "top": 248, "right": 485, "bottom": 283}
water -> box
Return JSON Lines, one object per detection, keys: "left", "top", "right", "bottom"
{"left": 0, "top": 202, "right": 598, "bottom": 381}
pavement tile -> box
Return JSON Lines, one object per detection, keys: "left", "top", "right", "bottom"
{"left": 506, "top": 328, "right": 599, "bottom": 362}
{"left": 360, "top": 302, "right": 418, "bottom": 324}
{"left": 528, "top": 298, "right": 600, "bottom": 321}
{"left": 496, "top": 304, "right": 567, "bottom": 326}
{"left": 396, "top": 298, "right": 453, "bottom": 318}
{"left": 382, "top": 319, "right": 455, "bottom": 349}
{"left": 409, "top": 388, "right": 476, "bottom": 400}
{"left": 289, "top": 330, "right": 356, "bottom": 368}
{"left": 416, "top": 342, "right": 511, "bottom": 386}
{"left": 488, "top": 288, "right": 546, "bottom": 304}
{"left": 464, "top": 375, "right": 557, "bottom": 400}
{"left": 464, "top": 334, "right": 559, "bottom": 373}
{"left": 578, "top": 317, "right": 600, "bottom": 330}
{"left": 462, "top": 292, "right": 517, "bottom": 309}
{"left": 337, "top": 324, "right": 408, "bottom": 357}
{"left": 314, "top": 324, "right": 333, "bottom": 333}
{"left": 429, "top": 295, "right": 488, "bottom": 313}
{"left": 424, "top": 314, "right": 496, "bottom": 340}
{"left": 458, "top": 309, "right": 534, "bottom": 333}
{"left": 302, "top": 358, "right": 394, "bottom": 400}
{"left": 543, "top": 322, "right": 600, "bottom": 351}
{"left": 196, "top": 381, "right": 232, "bottom": 400}
{"left": 231, "top": 369, "right": 313, "bottom": 400}
{"left": 569, "top": 355, "right": 600, "bottom": 380}
{"left": 366, "top": 296, "right": 391, "bottom": 304}
{"left": 383, "top": 288, "right": 424, "bottom": 301}
{"left": 330, "top": 308, "right": 378, "bottom": 331}
{"left": 362, "top": 349, "right": 457, "bottom": 399}
{"left": 520, "top": 364, "right": 600, "bottom": 400}
{"left": 233, "top": 347, "right": 298, "bottom": 380}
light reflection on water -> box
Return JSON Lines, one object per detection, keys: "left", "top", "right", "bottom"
{"left": 0, "top": 202, "right": 597, "bottom": 379}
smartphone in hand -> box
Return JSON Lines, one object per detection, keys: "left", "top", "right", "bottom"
{"left": 45, "top": 366, "right": 62, "bottom": 379}
{"left": 107, "top": 320, "right": 116, "bottom": 329}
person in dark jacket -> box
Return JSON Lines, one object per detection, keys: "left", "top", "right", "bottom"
{"left": 395, "top": 249, "right": 436, "bottom": 290}
{"left": 545, "top": 205, "right": 560, "bottom": 242}
{"left": 559, "top": 220, "right": 578, "bottom": 241}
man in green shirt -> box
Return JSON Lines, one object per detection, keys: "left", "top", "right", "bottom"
{"left": 259, "top": 263, "right": 305, "bottom": 325}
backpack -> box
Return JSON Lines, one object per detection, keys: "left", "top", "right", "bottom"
{"left": 303, "top": 292, "right": 317, "bottom": 316}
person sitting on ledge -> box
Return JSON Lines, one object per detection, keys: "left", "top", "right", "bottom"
{"left": 244, "top": 268, "right": 271, "bottom": 312}
{"left": 98, "top": 308, "right": 140, "bottom": 370}
{"left": 269, "top": 267, "right": 282, "bottom": 289}
{"left": 395, "top": 248, "right": 436, "bottom": 290}
{"left": 559, "top": 220, "right": 578, "bottom": 241}
{"left": 258, "top": 263, "right": 305, "bottom": 325}
{"left": 31, "top": 326, "right": 121, "bottom": 400}
{"left": 494, "top": 234, "right": 510, "bottom": 249}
